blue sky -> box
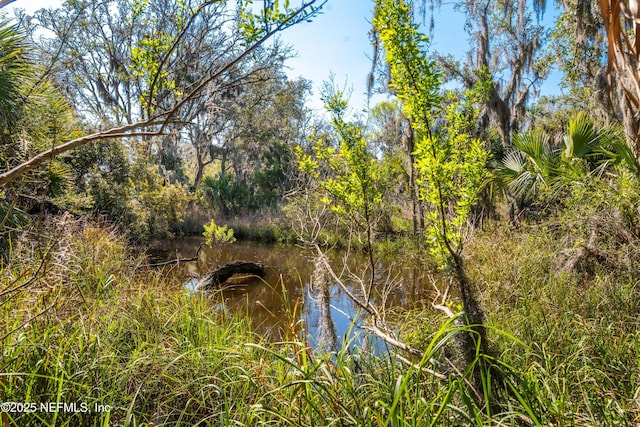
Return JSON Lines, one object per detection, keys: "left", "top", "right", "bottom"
{"left": 277, "top": 1, "right": 564, "bottom": 115}
{"left": 7, "top": 0, "right": 563, "bottom": 116}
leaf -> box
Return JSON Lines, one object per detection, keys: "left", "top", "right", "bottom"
{"left": 563, "top": 113, "right": 599, "bottom": 159}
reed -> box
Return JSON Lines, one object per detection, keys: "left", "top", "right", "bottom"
{"left": 1, "top": 216, "right": 638, "bottom": 425}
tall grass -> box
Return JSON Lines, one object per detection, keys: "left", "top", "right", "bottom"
{"left": 462, "top": 218, "right": 640, "bottom": 425}
{"left": 1, "top": 213, "right": 639, "bottom": 425}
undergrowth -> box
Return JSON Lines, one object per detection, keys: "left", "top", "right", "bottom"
{"left": 1, "top": 211, "right": 639, "bottom": 425}
{"left": 464, "top": 223, "right": 640, "bottom": 425}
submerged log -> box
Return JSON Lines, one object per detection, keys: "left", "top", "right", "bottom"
{"left": 138, "top": 244, "right": 204, "bottom": 269}
{"left": 196, "top": 261, "right": 265, "bottom": 291}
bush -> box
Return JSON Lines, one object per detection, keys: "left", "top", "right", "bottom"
{"left": 129, "top": 165, "right": 192, "bottom": 239}
{"left": 203, "top": 218, "right": 236, "bottom": 245}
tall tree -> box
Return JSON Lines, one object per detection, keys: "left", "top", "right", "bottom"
{"left": 0, "top": 0, "right": 325, "bottom": 187}
{"left": 544, "top": 0, "right": 612, "bottom": 122}
{"left": 34, "top": 1, "right": 288, "bottom": 174}
{"left": 198, "top": 64, "right": 311, "bottom": 214}
{"left": 370, "top": 0, "right": 548, "bottom": 146}
{"left": 178, "top": 44, "right": 308, "bottom": 190}
{"left": 225, "top": 68, "right": 310, "bottom": 194}
{"left": 374, "top": 0, "right": 492, "bottom": 405}
{"left": 439, "top": 0, "right": 547, "bottom": 146}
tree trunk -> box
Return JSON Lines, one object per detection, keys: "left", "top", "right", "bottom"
{"left": 404, "top": 118, "right": 419, "bottom": 234}
{"left": 194, "top": 153, "right": 206, "bottom": 190}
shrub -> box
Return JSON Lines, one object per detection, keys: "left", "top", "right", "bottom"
{"left": 203, "top": 218, "right": 236, "bottom": 245}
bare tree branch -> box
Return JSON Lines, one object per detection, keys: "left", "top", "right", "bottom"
{"left": 0, "top": 0, "right": 324, "bottom": 188}
{"left": 0, "top": 0, "right": 16, "bottom": 9}
{"left": 0, "top": 118, "right": 166, "bottom": 186}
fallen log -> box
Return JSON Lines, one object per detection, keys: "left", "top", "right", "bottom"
{"left": 196, "top": 261, "right": 265, "bottom": 291}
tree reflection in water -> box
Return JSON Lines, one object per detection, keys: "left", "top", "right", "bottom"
{"left": 309, "top": 256, "right": 338, "bottom": 352}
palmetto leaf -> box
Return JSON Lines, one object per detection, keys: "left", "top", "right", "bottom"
{"left": 512, "top": 129, "right": 557, "bottom": 178}
{"left": 513, "top": 130, "right": 547, "bottom": 159}
{"left": 500, "top": 149, "right": 526, "bottom": 177}
{"left": 496, "top": 150, "right": 540, "bottom": 200}
{"left": 495, "top": 129, "right": 563, "bottom": 201}
{"left": 499, "top": 113, "right": 638, "bottom": 204}
{"left": 563, "top": 113, "right": 600, "bottom": 159}
{"left": 508, "top": 169, "right": 545, "bottom": 200}
{"left": 598, "top": 136, "right": 640, "bottom": 175}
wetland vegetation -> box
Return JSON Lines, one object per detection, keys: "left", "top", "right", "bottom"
{"left": 2, "top": 0, "right": 640, "bottom": 425}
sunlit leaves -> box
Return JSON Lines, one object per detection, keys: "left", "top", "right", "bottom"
{"left": 497, "top": 113, "right": 637, "bottom": 204}
{"left": 237, "top": 0, "right": 325, "bottom": 43}
{"left": 374, "top": 0, "right": 489, "bottom": 269}
{"left": 129, "top": 0, "right": 188, "bottom": 115}
{"left": 130, "top": 0, "right": 149, "bottom": 20}
{"left": 297, "top": 90, "right": 386, "bottom": 236}
{"left": 203, "top": 218, "right": 236, "bottom": 245}
{"left": 563, "top": 112, "right": 603, "bottom": 160}
{"left": 373, "top": 0, "right": 440, "bottom": 135}
{"left": 415, "top": 109, "right": 489, "bottom": 266}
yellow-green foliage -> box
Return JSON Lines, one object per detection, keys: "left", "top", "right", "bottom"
{"left": 414, "top": 99, "right": 490, "bottom": 266}
{"left": 203, "top": 218, "right": 236, "bottom": 245}
{"left": 129, "top": 0, "right": 188, "bottom": 113}
{"left": 373, "top": 0, "right": 489, "bottom": 268}
{"left": 129, "top": 161, "right": 192, "bottom": 239}
{"left": 316, "top": 91, "right": 385, "bottom": 228}
{"left": 294, "top": 93, "right": 390, "bottom": 251}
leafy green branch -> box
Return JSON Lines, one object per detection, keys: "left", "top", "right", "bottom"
{"left": 237, "top": 0, "right": 327, "bottom": 43}
{"left": 374, "top": 0, "right": 494, "bottom": 406}
{"left": 373, "top": 0, "right": 488, "bottom": 271}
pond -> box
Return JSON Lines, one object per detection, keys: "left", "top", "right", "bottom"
{"left": 148, "top": 237, "right": 437, "bottom": 351}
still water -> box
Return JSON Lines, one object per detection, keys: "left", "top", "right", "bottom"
{"left": 149, "top": 238, "right": 435, "bottom": 351}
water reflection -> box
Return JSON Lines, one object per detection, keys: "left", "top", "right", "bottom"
{"left": 307, "top": 256, "right": 338, "bottom": 351}
{"left": 148, "top": 237, "right": 435, "bottom": 350}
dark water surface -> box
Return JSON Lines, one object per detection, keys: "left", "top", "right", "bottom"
{"left": 149, "top": 237, "right": 436, "bottom": 350}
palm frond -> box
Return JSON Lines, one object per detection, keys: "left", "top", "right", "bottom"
{"left": 563, "top": 113, "right": 599, "bottom": 159}
{"left": 512, "top": 130, "right": 557, "bottom": 178}
{"left": 508, "top": 170, "right": 544, "bottom": 201}
{"left": 497, "top": 149, "right": 526, "bottom": 182}
{"left": 598, "top": 137, "right": 640, "bottom": 176}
